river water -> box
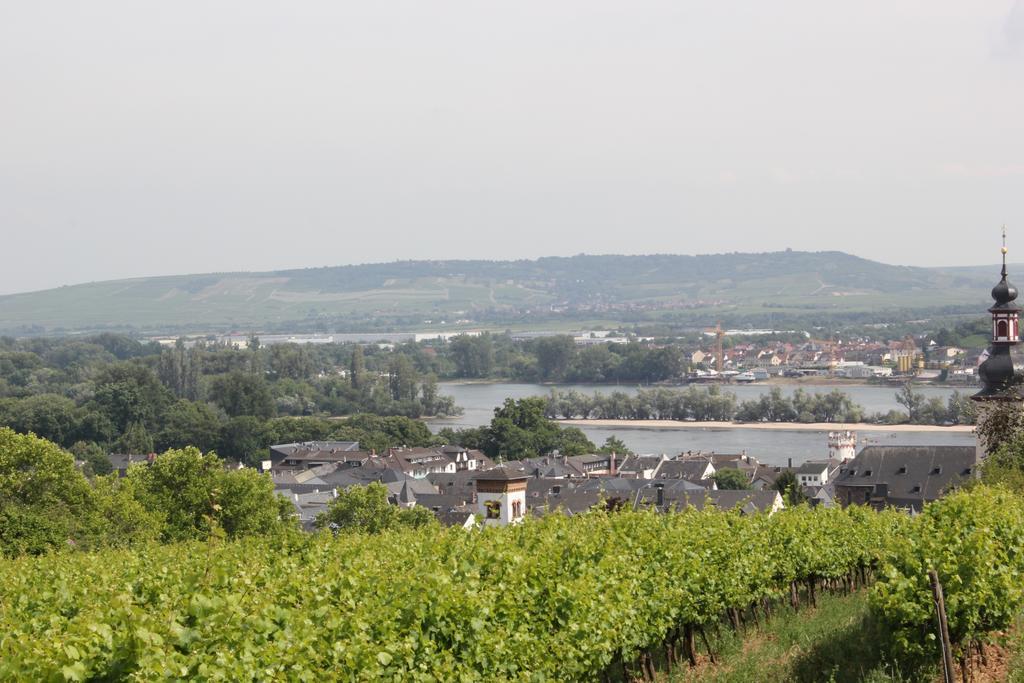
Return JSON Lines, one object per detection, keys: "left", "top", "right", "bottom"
{"left": 428, "top": 382, "right": 977, "bottom": 466}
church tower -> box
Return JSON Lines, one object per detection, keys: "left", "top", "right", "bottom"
{"left": 473, "top": 466, "right": 529, "bottom": 527}
{"left": 973, "top": 228, "right": 1022, "bottom": 401}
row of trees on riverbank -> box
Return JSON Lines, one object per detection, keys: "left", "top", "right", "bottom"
{"left": 543, "top": 385, "right": 976, "bottom": 425}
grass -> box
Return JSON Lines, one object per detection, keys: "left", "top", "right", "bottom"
{"left": 670, "top": 592, "right": 934, "bottom": 683}
{"left": 1007, "top": 615, "right": 1024, "bottom": 682}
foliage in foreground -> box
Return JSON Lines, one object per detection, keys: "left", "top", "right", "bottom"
{"left": 871, "top": 486, "right": 1024, "bottom": 671}
{"left": 0, "top": 503, "right": 897, "bottom": 681}
{"left": 0, "top": 429, "right": 293, "bottom": 558}
{"left": 4, "top": 469, "right": 1020, "bottom": 681}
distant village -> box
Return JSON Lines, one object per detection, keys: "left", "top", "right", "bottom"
{"left": 155, "top": 326, "right": 981, "bottom": 386}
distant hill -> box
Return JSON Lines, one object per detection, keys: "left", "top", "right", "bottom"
{"left": 0, "top": 252, "right": 1000, "bottom": 335}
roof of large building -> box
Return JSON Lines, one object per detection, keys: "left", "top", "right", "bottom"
{"left": 653, "top": 459, "right": 713, "bottom": 482}
{"left": 271, "top": 441, "right": 361, "bottom": 455}
{"left": 473, "top": 464, "right": 532, "bottom": 482}
{"left": 795, "top": 460, "right": 831, "bottom": 475}
{"left": 832, "top": 445, "right": 977, "bottom": 508}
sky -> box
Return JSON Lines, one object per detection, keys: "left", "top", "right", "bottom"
{"left": 2, "top": 1, "right": 1024, "bottom": 295}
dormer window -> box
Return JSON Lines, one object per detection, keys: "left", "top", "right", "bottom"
{"left": 930, "top": 466, "right": 942, "bottom": 475}
{"left": 897, "top": 466, "right": 907, "bottom": 475}
{"left": 911, "top": 485, "right": 921, "bottom": 493}
{"left": 863, "top": 469, "right": 872, "bottom": 477}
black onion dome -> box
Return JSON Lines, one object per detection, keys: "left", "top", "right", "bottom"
{"left": 992, "top": 273, "right": 1018, "bottom": 303}
{"left": 990, "top": 262, "right": 1021, "bottom": 312}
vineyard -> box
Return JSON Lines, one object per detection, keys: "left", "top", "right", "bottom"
{"left": 1, "top": 488, "right": 1023, "bottom": 681}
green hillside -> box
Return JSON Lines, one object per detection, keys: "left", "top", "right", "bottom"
{"left": 0, "top": 251, "right": 999, "bottom": 334}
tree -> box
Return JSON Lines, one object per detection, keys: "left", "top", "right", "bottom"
{"left": 154, "top": 399, "right": 223, "bottom": 453}
{"left": 420, "top": 373, "right": 440, "bottom": 416}
{"left": 533, "top": 336, "right": 576, "bottom": 382}
{"left": 349, "top": 345, "right": 366, "bottom": 390}
{"left": 68, "top": 440, "right": 112, "bottom": 476}
{"left": 329, "top": 414, "right": 441, "bottom": 453}
{"left": 598, "top": 435, "right": 634, "bottom": 456}
{"left": 975, "top": 401, "right": 1024, "bottom": 455}
{"left": 478, "top": 397, "right": 596, "bottom": 459}
{"left": 90, "top": 362, "right": 172, "bottom": 432}
{"left": 88, "top": 475, "right": 163, "bottom": 548}
{"left": 387, "top": 355, "right": 419, "bottom": 403}
{"left": 157, "top": 341, "right": 200, "bottom": 400}
{"left": 0, "top": 428, "right": 97, "bottom": 556}
{"left": 218, "top": 415, "right": 268, "bottom": 466}
{"left": 450, "top": 334, "right": 494, "bottom": 378}
{"left": 114, "top": 421, "right": 154, "bottom": 455}
{"left": 713, "top": 468, "right": 750, "bottom": 490}
{"left": 773, "top": 470, "right": 806, "bottom": 505}
{"left": 568, "top": 345, "right": 620, "bottom": 383}
{"left": 125, "top": 447, "right": 291, "bottom": 542}
{"left": 268, "top": 344, "right": 314, "bottom": 381}
{"left": 437, "top": 426, "right": 487, "bottom": 451}
{"left": 895, "top": 383, "right": 926, "bottom": 424}
{"left": 314, "top": 482, "right": 437, "bottom": 533}
{"left": 0, "top": 394, "right": 81, "bottom": 446}
{"left": 209, "top": 371, "right": 275, "bottom": 419}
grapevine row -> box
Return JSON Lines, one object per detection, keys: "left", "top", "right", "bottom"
{"left": 0, "top": 503, "right": 902, "bottom": 682}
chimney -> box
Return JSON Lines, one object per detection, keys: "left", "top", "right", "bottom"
{"left": 788, "top": 457, "right": 792, "bottom": 469}
{"left": 655, "top": 483, "right": 665, "bottom": 508}
{"left": 610, "top": 452, "right": 617, "bottom": 475}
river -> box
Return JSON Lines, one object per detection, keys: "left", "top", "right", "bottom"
{"left": 427, "top": 382, "right": 977, "bottom": 466}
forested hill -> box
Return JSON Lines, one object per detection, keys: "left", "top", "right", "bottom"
{"left": 0, "top": 251, "right": 998, "bottom": 335}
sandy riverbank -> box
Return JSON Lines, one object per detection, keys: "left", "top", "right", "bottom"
{"left": 558, "top": 419, "right": 976, "bottom": 433}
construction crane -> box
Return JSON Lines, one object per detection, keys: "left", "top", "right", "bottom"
{"left": 705, "top": 321, "right": 725, "bottom": 373}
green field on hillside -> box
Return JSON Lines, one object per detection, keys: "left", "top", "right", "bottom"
{"left": 0, "top": 251, "right": 997, "bottom": 335}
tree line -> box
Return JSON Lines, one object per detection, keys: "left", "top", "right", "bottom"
{"left": 541, "top": 385, "right": 976, "bottom": 426}
{"left": 0, "top": 333, "right": 454, "bottom": 465}
{"left": 418, "top": 332, "right": 693, "bottom": 383}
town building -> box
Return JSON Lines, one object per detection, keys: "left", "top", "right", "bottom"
{"left": 832, "top": 445, "right": 977, "bottom": 511}
{"left": 474, "top": 466, "right": 529, "bottom": 526}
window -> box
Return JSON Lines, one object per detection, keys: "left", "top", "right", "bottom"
{"left": 999, "top": 320, "right": 1009, "bottom": 338}
{"left": 485, "top": 500, "right": 500, "bottom": 520}
{"left": 512, "top": 500, "right": 523, "bottom": 519}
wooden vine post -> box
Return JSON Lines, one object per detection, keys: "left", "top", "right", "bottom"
{"left": 929, "top": 569, "right": 955, "bottom": 683}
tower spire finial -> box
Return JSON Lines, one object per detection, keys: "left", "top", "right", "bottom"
{"left": 1003, "top": 225, "right": 1009, "bottom": 278}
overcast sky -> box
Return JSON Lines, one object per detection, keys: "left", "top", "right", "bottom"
{"left": 2, "top": 1, "right": 1023, "bottom": 295}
